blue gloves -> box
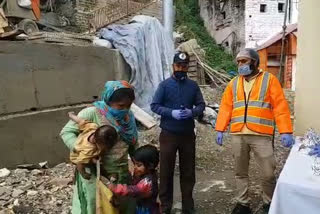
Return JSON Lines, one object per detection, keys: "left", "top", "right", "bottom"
{"left": 180, "top": 108, "right": 193, "bottom": 119}
{"left": 171, "top": 110, "right": 183, "bottom": 120}
{"left": 281, "top": 134, "right": 295, "bottom": 148}
{"left": 171, "top": 109, "right": 193, "bottom": 120}
{"left": 216, "top": 132, "right": 224, "bottom": 146}
{"left": 309, "top": 144, "right": 320, "bottom": 157}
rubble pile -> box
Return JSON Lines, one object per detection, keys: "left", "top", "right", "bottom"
{"left": 0, "top": 163, "right": 73, "bottom": 214}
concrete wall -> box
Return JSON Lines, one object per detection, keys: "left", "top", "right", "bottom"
{"left": 0, "top": 105, "right": 86, "bottom": 168}
{"left": 0, "top": 41, "right": 129, "bottom": 167}
{"left": 0, "top": 41, "right": 129, "bottom": 115}
{"left": 295, "top": 0, "right": 320, "bottom": 135}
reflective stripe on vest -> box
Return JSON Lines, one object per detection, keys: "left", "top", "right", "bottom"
{"left": 232, "top": 72, "right": 270, "bottom": 102}
{"left": 234, "top": 101, "right": 271, "bottom": 109}
{"left": 233, "top": 77, "right": 239, "bottom": 102}
{"left": 231, "top": 116, "right": 274, "bottom": 127}
{"left": 231, "top": 72, "right": 272, "bottom": 127}
{"left": 259, "top": 72, "right": 270, "bottom": 101}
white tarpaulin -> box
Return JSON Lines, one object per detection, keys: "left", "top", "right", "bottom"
{"left": 17, "top": 0, "right": 32, "bottom": 9}
{"left": 269, "top": 138, "right": 320, "bottom": 214}
{"left": 100, "top": 15, "right": 174, "bottom": 113}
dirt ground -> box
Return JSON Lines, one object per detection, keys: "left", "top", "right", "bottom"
{"left": 139, "top": 87, "right": 294, "bottom": 214}
{"left": 0, "top": 87, "right": 294, "bottom": 214}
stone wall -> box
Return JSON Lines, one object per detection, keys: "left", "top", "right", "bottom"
{"left": 199, "top": 0, "right": 246, "bottom": 55}
{"left": 74, "top": 0, "right": 97, "bottom": 31}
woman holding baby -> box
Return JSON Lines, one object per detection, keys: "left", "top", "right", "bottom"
{"left": 60, "top": 80, "right": 138, "bottom": 214}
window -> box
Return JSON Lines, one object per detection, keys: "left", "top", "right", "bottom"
{"left": 278, "top": 3, "right": 285, "bottom": 13}
{"left": 260, "top": 4, "right": 267, "bottom": 13}
{"left": 267, "top": 55, "right": 281, "bottom": 67}
{"left": 221, "top": 11, "right": 226, "bottom": 19}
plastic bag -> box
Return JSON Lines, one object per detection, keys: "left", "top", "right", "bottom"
{"left": 96, "top": 180, "right": 119, "bottom": 214}
{"left": 96, "top": 161, "right": 119, "bottom": 214}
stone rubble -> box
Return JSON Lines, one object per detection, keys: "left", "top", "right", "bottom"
{"left": 0, "top": 163, "right": 73, "bottom": 214}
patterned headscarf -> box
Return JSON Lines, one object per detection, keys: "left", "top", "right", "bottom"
{"left": 94, "top": 81, "right": 138, "bottom": 146}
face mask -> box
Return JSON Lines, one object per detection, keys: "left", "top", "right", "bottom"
{"left": 108, "top": 106, "right": 129, "bottom": 120}
{"left": 174, "top": 71, "right": 187, "bottom": 80}
{"left": 238, "top": 64, "right": 253, "bottom": 76}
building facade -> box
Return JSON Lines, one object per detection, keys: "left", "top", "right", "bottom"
{"left": 257, "top": 23, "right": 297, "bottom": 90}
{"left": 199, "top": 0, "right": 299, "bottom": 55}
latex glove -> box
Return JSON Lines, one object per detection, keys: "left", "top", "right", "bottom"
{"left": 308, "top": 145, "right": 320, "bottom": 157}
{"left": 281, "top": 134, "right": 295, "bottom": 148}
{"left": 172, "top": 110, "right": 183, "bottom": 120}
{"left": 180, "top": 108, "right": 193, "bottom": 119}
{"left": 216, "top": 132, "right": 224, "bottom": 146}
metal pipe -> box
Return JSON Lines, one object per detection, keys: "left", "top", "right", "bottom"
{"left": 279, "top": 0, "right": 290, "bottom": 86}
{"left": 272, "top": 0, "right": 290, "bottom": 147}
{"left": 163, "top": 0, "right": 174, "bottom": 39}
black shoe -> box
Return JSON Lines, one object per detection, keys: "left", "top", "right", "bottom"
{"left": 231, "top": 203, "right": 252, "bottom": 214}
{"left": 182, "top": 209, "right": 196, "bottom": 214}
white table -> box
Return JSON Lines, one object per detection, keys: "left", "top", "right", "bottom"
{"left": 269, "top": 139, "right": 320, "bottom": 214}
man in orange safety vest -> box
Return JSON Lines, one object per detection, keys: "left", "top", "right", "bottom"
{"left": 215, "top": 48, "right": 294, "bottom": 214}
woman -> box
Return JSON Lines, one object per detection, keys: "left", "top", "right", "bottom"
{"left": 60, "top": 80, "right": 138, "bottom": 214}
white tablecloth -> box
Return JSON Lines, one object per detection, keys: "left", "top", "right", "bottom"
{"left": 269, "top": 140, "right": 320, "bottom": 214}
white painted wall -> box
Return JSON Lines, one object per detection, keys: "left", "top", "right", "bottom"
{"left": 245, "top": 0, "right": 299, "bottom": 48}
{"left": 295, "top": 0, "right": 320, "bottom": 135}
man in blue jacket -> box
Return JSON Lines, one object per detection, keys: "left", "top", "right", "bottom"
{"left": 151, "top": 51, "right": 205, "bottom": 214}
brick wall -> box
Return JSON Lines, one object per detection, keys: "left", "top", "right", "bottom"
{"left": 285, "top": 55, "right": 293, "bottom": 89}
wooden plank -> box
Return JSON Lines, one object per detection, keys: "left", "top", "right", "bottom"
{"left": 130, "top": 103, "right": 156, "bottom": 129}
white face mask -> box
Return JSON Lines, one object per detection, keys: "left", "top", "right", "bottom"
{"left": 238, "top": 64, "right": 253, "bottom": 76}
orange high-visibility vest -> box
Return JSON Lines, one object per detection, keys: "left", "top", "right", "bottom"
{"left": 215, "top": 72, "right": 293, "bottom": 135}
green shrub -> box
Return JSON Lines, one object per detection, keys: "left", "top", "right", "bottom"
{"left": 175, "top": 0, "right": 237, "bottom": 72}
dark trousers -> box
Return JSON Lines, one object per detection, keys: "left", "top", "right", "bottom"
{"left": 159, "top": 130, "right": 196, "bottom": 213}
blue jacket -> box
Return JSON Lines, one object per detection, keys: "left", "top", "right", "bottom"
{"left": 150, "top": 77, "right": 205, "bottom": 134}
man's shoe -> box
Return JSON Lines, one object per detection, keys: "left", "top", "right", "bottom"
{"left": 182, "top": 209, "right": 196, "bottom": 214}
{"left": 256, "top": 204, "right": 270, "bottom": 214}
{"left": 231, "top": 203, "right": 252, "bottom": 214}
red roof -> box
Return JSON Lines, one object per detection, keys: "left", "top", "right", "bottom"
{"left": 256, "top": 23, "right": 298, "bottom": 51}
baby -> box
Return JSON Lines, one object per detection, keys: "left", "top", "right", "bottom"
{"left": 68, "top": 112, "right": 118, "bottom": 179}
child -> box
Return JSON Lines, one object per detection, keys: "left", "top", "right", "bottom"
{"left": 68, "top": 111, "right": 118, "bottom": 180}
{"left": 107, "top": 145, "right": 160, "bottom": 214}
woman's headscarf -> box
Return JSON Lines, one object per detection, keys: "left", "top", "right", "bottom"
{"left": 94, "top": 81, "right": 138, "bottom": 146}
